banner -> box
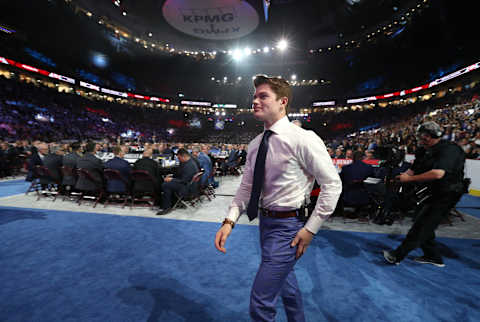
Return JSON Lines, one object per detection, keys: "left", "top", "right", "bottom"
{"left": 80, "top": 81, "right": 100, "bottom": 91}
{"left": 181, "top": 100, "right": 211, "bottom": 106}
{"left": 347, "top": 61, "right": 480, "bottom": 104}
{"left": 213, "top": 103, "right": 237, "bottom": 108}
{"left": 312, "top": 101, "right": 336, "bottom": 107}
{"left": 49, "top": 73, "right": 75, "bottom": 84}
{"left": 101, "top": 87, "right": 128, "bottom": 97}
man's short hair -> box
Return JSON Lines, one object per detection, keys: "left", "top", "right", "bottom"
{"left": 112, "top": 146, "right": 123, "bottom": 156}
{"left": 177, "top": 148, "right": 190, "bottom": 157}
{"left": 353, "top": 151, "right": 364, "bottom": 162}
{"left": 85, "top": 141, "right": 96, "bottom": 153}
{"left": 70, "top": 142, "right": 81, "bottom": 151}
{"left": 253, "top": 75, "right": 292, "bottom": 113}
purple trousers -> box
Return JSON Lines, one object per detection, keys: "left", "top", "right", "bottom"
{"left": 249, "top": 215, "right": 306, "bottom": 322}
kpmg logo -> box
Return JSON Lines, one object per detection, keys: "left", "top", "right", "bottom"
{"left": 183, "top": 13, "right": 235, "bottom": 23}
{"left": 163, "top": 0, "right": 259, "bottom": 40}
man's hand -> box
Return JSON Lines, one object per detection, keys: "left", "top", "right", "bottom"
{"left": 291, "top": 228, "right": 314, "bottom": 259}
{"left": 214, "top": 224, "right": 232, "bottom": 254}
{"left": 396, "top": 172, "right": 412, "bottom": 183}
{"left": 164, "top": 176, "right": 173, "bottom": 183}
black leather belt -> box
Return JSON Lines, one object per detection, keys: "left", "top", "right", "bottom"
{"left": 260, "top": 208, "right": 300, "bottom": 218}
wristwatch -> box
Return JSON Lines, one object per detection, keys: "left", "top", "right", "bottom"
{"left": 222, "top": 218, "right": 235, "bottom": 229}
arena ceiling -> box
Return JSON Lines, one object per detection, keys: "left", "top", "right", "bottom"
{"left": 71, "top": 0, "right": 421, "bottom": 52}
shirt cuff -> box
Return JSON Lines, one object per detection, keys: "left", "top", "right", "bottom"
{"left": 304, "top": 214, "right": 328, "bottom": 235}
{"left": 226, "top": 206, "right": 241, "bottom": 223}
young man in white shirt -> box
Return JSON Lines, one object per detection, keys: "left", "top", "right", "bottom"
{"left": 214, "top": 75, "right": 342, "bottom": 321}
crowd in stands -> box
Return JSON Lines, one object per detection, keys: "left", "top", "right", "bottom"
{"left": 1, "top": 73, "right": 480, "bottom": 186}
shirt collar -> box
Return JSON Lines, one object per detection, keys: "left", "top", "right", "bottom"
{"left": 264, "top": 115, "right": 290, "bottom": 135}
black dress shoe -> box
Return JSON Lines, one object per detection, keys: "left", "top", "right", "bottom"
{"left": 156, "top": 208, "right": 172, "bottom": 216}
{"left": 383, "top": 250, "right": 400, "bottom": 265}
{"left": 414, "top": 256, "right": 445, "bottom": 267}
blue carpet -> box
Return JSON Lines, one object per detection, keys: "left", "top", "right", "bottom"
{"left": 0, "top": 207, "right": 479, "bottom": 322}
{"left": 457, "top": 194, "right": 480, "bottom": 219}
{"left": 0, "top": 179, "right": 30, "bottom": 197}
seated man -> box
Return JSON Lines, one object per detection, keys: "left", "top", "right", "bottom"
{"left": 192, "top": 145, "right": 214, "bottom": 187}
{"left": 26, "top": 142, "right": 48, "bottom": 182}
{"left": 338, "top": 151, "right": 375, "bottom": 215}
{"left": 75, "top": 141, "right": 104, "bottom": 192}
{"left": 62, "top": 141, "right": 82, "bottom": 187}
{"left": 237, "top": 144, "right": 247, "bottom": 166}
{"left": 201, "top": 144, "right": 219, "bottom": 188}
{"left": 157, "top": 148, "right": 199, "bottom": 215}
{"left": 42, "top": 145, "right": 64, "bottom": 185}
{"left": 132, "top": 148, "right": 160, "bottom": 194}
{"left": 105, "top": 146, "right": 131, "bottom": 193}
{"left": 221, "top": 144, "right": 240, "bottom": 173}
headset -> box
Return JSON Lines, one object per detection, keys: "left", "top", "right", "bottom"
{"left": 416, "top": 122, "right": 443, "bottom": 138}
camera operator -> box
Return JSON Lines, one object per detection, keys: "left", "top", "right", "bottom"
{"left": 384, "top": 121, "right": 466, "bottom": 267}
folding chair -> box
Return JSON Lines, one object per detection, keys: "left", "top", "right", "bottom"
{"left": 103, "top": 169, "right": 130, "bottom": 208}
{"left": 60, "top": 165, "right": 80, "bottom": 201}
{"left": 35, "top": 165, "right": 62, "bottom": 201}
{"left": 172, "top": 171, "right": 204, "bottom": 209}
{"left": 201, "top": 168, "right": 217, "bottom": 201}
{"left": 76, "top": 168, "right": 105, "bottom": 208}
{"left": 130, "top": 170, "right": 157, "bottom": 210}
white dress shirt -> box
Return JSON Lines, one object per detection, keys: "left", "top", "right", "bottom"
{"left": 227, "top": 116, "right": 342, "bottom": 234}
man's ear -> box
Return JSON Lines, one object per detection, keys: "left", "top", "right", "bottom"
{"left": 281, "top": 97, "right": 288, "bottom": 110}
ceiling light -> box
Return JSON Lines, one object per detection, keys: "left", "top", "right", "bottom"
{"left": 263, "top": 46, "right": 269, "bottom": 53}
{"left": 277, "top": 40, "right": 288, "bottom": 51}
{"left": 122, "top": 11, "right": 127, "bottom": 16}
{"left": 232, "top": 49, "right": 243, "bottom": 61}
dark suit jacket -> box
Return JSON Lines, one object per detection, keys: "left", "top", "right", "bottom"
{"left": 225, "top": 149, "right": 239, "bottom": 167}
{"left": 42, "top": 153, "right": 63, "bottom": 184}
{"left": 75, "top": 153, "right": 104, "bottom": 191}
{"left": 238, "top": 150, "right": 247, "bottom": 165}
{"left": 340, "top": 161, "right": 375, "bottom": 206}
{"left": 132, "top": 157, "right": 159, "bottom": 192}
{"left": 62, "top": 152, "right": 81, "bottom": 186}
{"left": 172, "top": 158, "right": 200, "bottom": 186}
{"left": 196, "top": 152, "right": 212, "bottom": 186}
{"left": 105, "top": 157, "right": 131, "bottom": 193}
{"left": 26, "top": 152, "right": 43, "bottom": 182}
